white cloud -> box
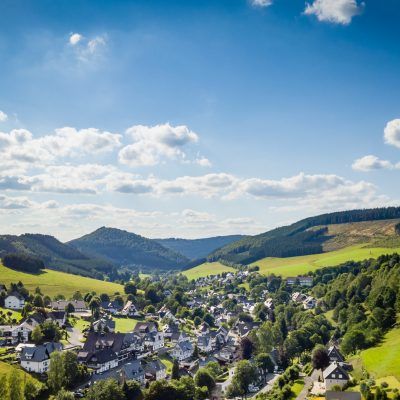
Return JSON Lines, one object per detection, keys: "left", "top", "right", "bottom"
{"left": 384, "top": 119, "right": 400, "bottom": 149}
{"left": 69, "top": 33, "right": 82, "bottom": 46}
{"left": 119, "top": 123, "right": 199, "bottom": 167}
{"left": 195, "top": 156, "right": 212, "bottom": 167}
{"left": 352, "top": 155, "right": 395, "bottom": 172}
{"left": 304, "top": 0, "right": 363, "bottom": 25}
{"left": 0, "top": 194, "right": 35, "bottom": 209}
{"left": 0, "top": 111, "right": 8, "bottom": 122}
{"left": 251, "top": 0, "right": 273, "bottom": 7}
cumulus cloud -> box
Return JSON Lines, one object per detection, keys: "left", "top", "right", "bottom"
{"left": 0, "top": 127, "right": 121, "bottom": 166}
{"left": 304, "top": 0, "right": 363, "bottom": 24}
{"left": 69, "top": 33, "right": 82, "bottom": 45}
{"left": 119, "top": 123, "right": 199, "bottom": 167}
{"left": 0, "top": 194, "right": 35, "bottom": 209}
{"left": 384, "top": 119, "right": 400, "bottom": 149}
{"left": 251, "top": 0, "right": 273, "bottom": 7}
{"left": 0, "top": 111, "right": 8, "bottom": 122}
{"left": 352, "top": 155, "right": 396, "bottom": 172}
{"left": 195, "top": 156, "right": 212, "bottom": 167}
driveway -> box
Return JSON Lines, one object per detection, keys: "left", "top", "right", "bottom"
{"left": 296, "top": 369, "right": 320, "bottom": 400}
{"left": 251, "top": 373, "right": 280, "bottom": 397}
{"left": 65, "top": 326, "right": 83, "bottom": 349}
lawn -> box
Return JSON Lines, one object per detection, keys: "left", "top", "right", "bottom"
{"left": 182, "top": 262, "right": 235, "bottom": 280}
{"left": 0, "top": 361, "right": 42, "bottom": 386}
{"left": 0, "top": 307, "right": 23, "bottom": 323}
{"left": 113, "top": 317, "right": 140, "bottom": 333}
{"left": 160, "top": 355, "right": 173, "bottom": 374}
{"left": 289, "top": 379, "right": 304, "bottom": 399}
{"left": 350, "top": 325, "right": 400, "bottom": 384}
{"left": 0, "top": 264, "right": 124, "bottom": 298}
{"left": 250, "top": 244, "right": 400, "bottom": 277}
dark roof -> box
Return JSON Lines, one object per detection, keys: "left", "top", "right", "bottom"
{"left": 21, "top": 342, "right": 62, "bottom": 362}
{"left": 325, "top": 392, "right": 361, "bottom": 400}
{"left": 7, "top": 292, "right": 24, "bottom": 300}
{"left": 323, "top": 362, "right": 349, "bottom": 380}
{"left": 145, "top": 359, "right": 166, "bottom": 374}
{"left": 328, "top": 345, "right": 345, "bottom": 362}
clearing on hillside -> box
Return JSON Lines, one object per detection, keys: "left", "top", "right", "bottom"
{"left": 250, "top": 244, "right": 400, "bottom": 277}
{"left": 182, "top": 262, "right": 235, "bottom": 280}
{"left": 0, "top": 264, "right": 124, "bottom": 298}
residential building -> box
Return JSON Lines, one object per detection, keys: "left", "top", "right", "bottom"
{"left": 20, "top": 342, "right": 62, "bottom": 373}
{"left": 5, "top": 293, "right": 25, "bottom": 310}
{"left": 323, "top": 362, "right": 350, "bottom": 390}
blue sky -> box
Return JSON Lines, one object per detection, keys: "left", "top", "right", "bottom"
{"left": 0, "top": 0, "right": 400, "bottom": 241}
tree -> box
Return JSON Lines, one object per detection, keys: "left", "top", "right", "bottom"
{"left": 65, "top": 303, "right": 75, "bottom": 315}
{"left": 41, "top": 320, "right": 61, "bottom": 342}
{"left": 229, "top": 360, "right": 257, "bottom": 399}
{"left": 48, "top": 351, "right": 66, "bottom": 393}
{"left": 72, "top": 291, "right": 83, "bottom": 300}
{"left": 123, "top": 379, "right": 143, "bottom": 400}
{"left": 32, "top": 325, "right": 44, "bottom": 344}
{"left": 124, "top": 282, "right": 137, "bottom": 296}
{"left": 146, "top": 380, "right": 179, "bottom": 400}
{"left": 205, "top": 361, "right": 222, "bottom": 379}
{"left": 171, "top": 358, "right": 180, "bottom": 380}
{"left": 240, "top": 336, "right": 254, "bottom": 360}
{"left": 193, "top": 344, "right": 199, "bottom": 358}
{"left": 63, "top": 351, "right": 79, "bottom": 388}
{"left": 203, "top": 313, "right": 214, "bottom": 327}
{"left": 8, "top": 369, "right": 23, "bottom": 400}
{"left": 50, "top": 390, "right": 75, "bottom": 400}
{"left": 24, "top": 381, "right": 41, "bottom": 400}
{"left": 89, "top": 297, "right": 101, "bottom": 317}
{"left": 255, "top": 353, "right": 274, "bottom": 383}
{"left": 341, "top": 329, "right": 366, "bottom": 354}
{"left": 194, "top": 369, "right": 215, "bottom": 394}
{"left": 85, "top": 379, "right": 126, "bottom": 400}
{"left": 33, "top": 294, "right": 44, "bottom": 308}
{"left": 311, "top": 345, "right": 330, "bottom": 371}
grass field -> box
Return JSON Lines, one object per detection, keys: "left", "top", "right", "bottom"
{"left": 0, "top": 264, "right": 124, "bottom": 298}
{"left": 0, "top": 361, "right": 42, "bottom": 386}
{"left": 182, "top": 262, "right": 235, "bottom": 280}
{"left": 250, "top": 244, "right": 400, "bottom": 277}
{"left": 160, "top": 355, "right": 173, "bottom": 374}
{"left": 350, "top": 325, "right": 400, "bottom": 383}
{"left": 113, "top": 317, "right": 140, "bottom": 333}
{"left": 289, "top": 379, "right": 304, "bottom": 399}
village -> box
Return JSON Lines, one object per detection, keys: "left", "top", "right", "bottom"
{"left": 0, "top": 268, "right": 362, "bottom": 400}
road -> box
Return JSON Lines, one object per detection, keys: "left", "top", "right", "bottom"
{"left": 65, "top": 326, "right": 83, "bottom": 349}
{"left": 252, "top": 373, "right": 280, "bottom": 397}
{"left": 295, "top": 369, "right": 320, "bottom": 400}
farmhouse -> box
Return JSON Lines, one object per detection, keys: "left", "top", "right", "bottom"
{"left": 20, "top": 342, "right": 62, "bottom": 373}
{"left": 5, "top": 292, "right": 25, "bottom": 310}
{"left": 323, "top": 362, "right": 350, "bottom": 390}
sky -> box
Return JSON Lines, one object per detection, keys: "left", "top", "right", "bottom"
{"left": 0, "top": 0, "right": 400, "bottom": 241}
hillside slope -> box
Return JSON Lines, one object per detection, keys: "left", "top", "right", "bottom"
{"left": 0, "top": 234, "right": 112, "bottom": 278}
{"left": 156, "top": 235, "right": 245, "bottom": 260}
{"left": 69, "top": 227, "right": 189, "bottom": 271}
{"left": 209, "top": 207, "right": 400, "bottom": 264}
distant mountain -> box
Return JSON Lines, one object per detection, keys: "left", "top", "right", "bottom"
{"left": 0, "top": 233, "right": 112, "bottom": 278}
{"left": 68, "top": 227, "right": 189, "bottom": 271}
{"left": 209, "top": 207, "right": 400, "bottom": 265}
{"left": 156, "top": 235, "right": 245, "bottom": 260}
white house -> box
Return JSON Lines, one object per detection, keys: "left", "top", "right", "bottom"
{"left": 5, "top": 293, "right": 25, "bottom": 310}
{"left": 197, "top": 334, "right": 213, "bottom": 353}
{"left": 20, "top": 342, "right": 62, "bottom": 373}
{"left": 323, "top": 362, "right": 350, "bottom": 390}
{"left": 0, "top": 321, "right": 34, "bottom": 345}
{"left": 145, "top": 359, "right": 167, "bottom": 380}
{"left": 171, "top": 339, "right": 194, "bottom": 361}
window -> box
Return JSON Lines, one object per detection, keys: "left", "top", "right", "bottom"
{"left": 339, "top": 374, "right": 342, "bottom": 378}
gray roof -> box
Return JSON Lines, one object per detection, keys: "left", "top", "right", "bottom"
{"left": 21, "top": 342, "right": 62, "bottom": 362}
{"left": 323, "top": 362, "right": 349, "bottom": 380}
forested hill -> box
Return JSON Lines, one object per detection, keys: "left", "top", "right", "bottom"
{"left": 0, "top": 234, "right": 112, "bottom": 278}
{"left": 155, "top": 235, "right": 245, "bottom": 260}
{"left": 208, "top": 207, "right": 400, "bottom": 265}
{"left": 68, "top": 227, "right": 189, "bottom": 271}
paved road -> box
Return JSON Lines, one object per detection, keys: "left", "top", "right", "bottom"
{"left": 296, "top": 369, "right": 320, "bottom": 400}
{"left": 251, "top": 373, "right": 280, "bottom": 397}
{"left": 65, "top": 326, "right": 83, "bottom": 349}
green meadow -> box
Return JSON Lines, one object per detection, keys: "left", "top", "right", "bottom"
{"left": 182, "top": 262, "right": 235, "bottom": 280}
{"left": 0, "top": 264, "right": 124, "bottom": 298}
{"left": 250, "top": 244, "right": 400, "bottom": 277}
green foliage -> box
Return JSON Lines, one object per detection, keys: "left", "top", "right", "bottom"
{"left": 85, "top": 378, "right": 126, "bottom": 400}
{"left": 194, "top": 369, "right": 215, "bottom": 394}
{"left": 2, "top": 253, "right": 44, "bottom": 273}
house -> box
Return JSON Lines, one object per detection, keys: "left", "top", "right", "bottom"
{"left": 291, "top": 292, "right": 307, "bottom": 303}
{"left": 325, "top": 392, "right": 361, "bottom": 400}
{"left": 51, "top": 300, "right": 87, "bottom": 312}
{"left": 323, "top": 362, "right": 350, "bottom": 390}
{"left": 101, "top": 300, "right": 123, "bottom": 315}
{"left": 303, "top": 296, "right": 317, "bottom": 310}
{"left": 0, "top": 321, "right": 35, "bottom": 345}
{"left": 163, "top": 322, "right": 179, "bottom": 341}
{"left": 20, "top": 342, "right": 62, "bottom": 373}
{"left": 197, "top": 334, "right": 212, "bottom": 353}
{"left": 92, "top": 318, "right": 116, "bottom": 333}
{"left": 171, "top": 339, "right": 194, "bottom": 361}
{"left": 121, "top": 301, "right": 139, "bottom": 317}
{"left": 47, "top": 311, "right": 67, "bottom": 326}
{"left": 78, "top": 332, "right": 139, "bottom": 373}
{"left": 143, "top": 331, "right": 164, "bottom": 351}
{"left": 236, "top": 321, "right": 260, "bottom": 337}
{"left": 134, "top": 322, "right": 158, "bottom": 335}
{"left": 286, "top": 276, "right": 313, "bottom": 287}
{"left": 5, "top": 292, "right": 25, "bottom": 310}
{"left": 144, "top": 359, "right": 167, "bottom": 380}
{"left": 328, "top": 345, "right": 345, "bottom": 363}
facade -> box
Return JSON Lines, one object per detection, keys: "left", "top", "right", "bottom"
{"left": 171, "top": 339, "right": 194, "bottom": 361}
{"left": 20, "top": 342, "right": 62, "bottom": 373}
{"left": 51, "top": 300, "right": 87, "bottom": 312}
{"left": 5, "top": 293, "right": 25, "bottom": 310}
{"left": 323, "top": 362, "right": 350, "bottom": 390}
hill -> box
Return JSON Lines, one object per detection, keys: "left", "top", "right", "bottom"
{"left": 181, "top": 261, "right": 236, "bottom": 280}
{"left": 155, "top": 235, "right": 245, "bottom": 260}
{"left": 209, "top": 207, "right": 400, "bottom": 264}
{"left": 0, "top": 233, "right": 112, "bottom": 278}
{"left": 0, "top": 263, "right": 123, "bottom": 297}
{"left": 250, "top": 243, "right": 400, "bottom": 277}
{"left": 68, "top": 227, "right": 189, "bottom": 272}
